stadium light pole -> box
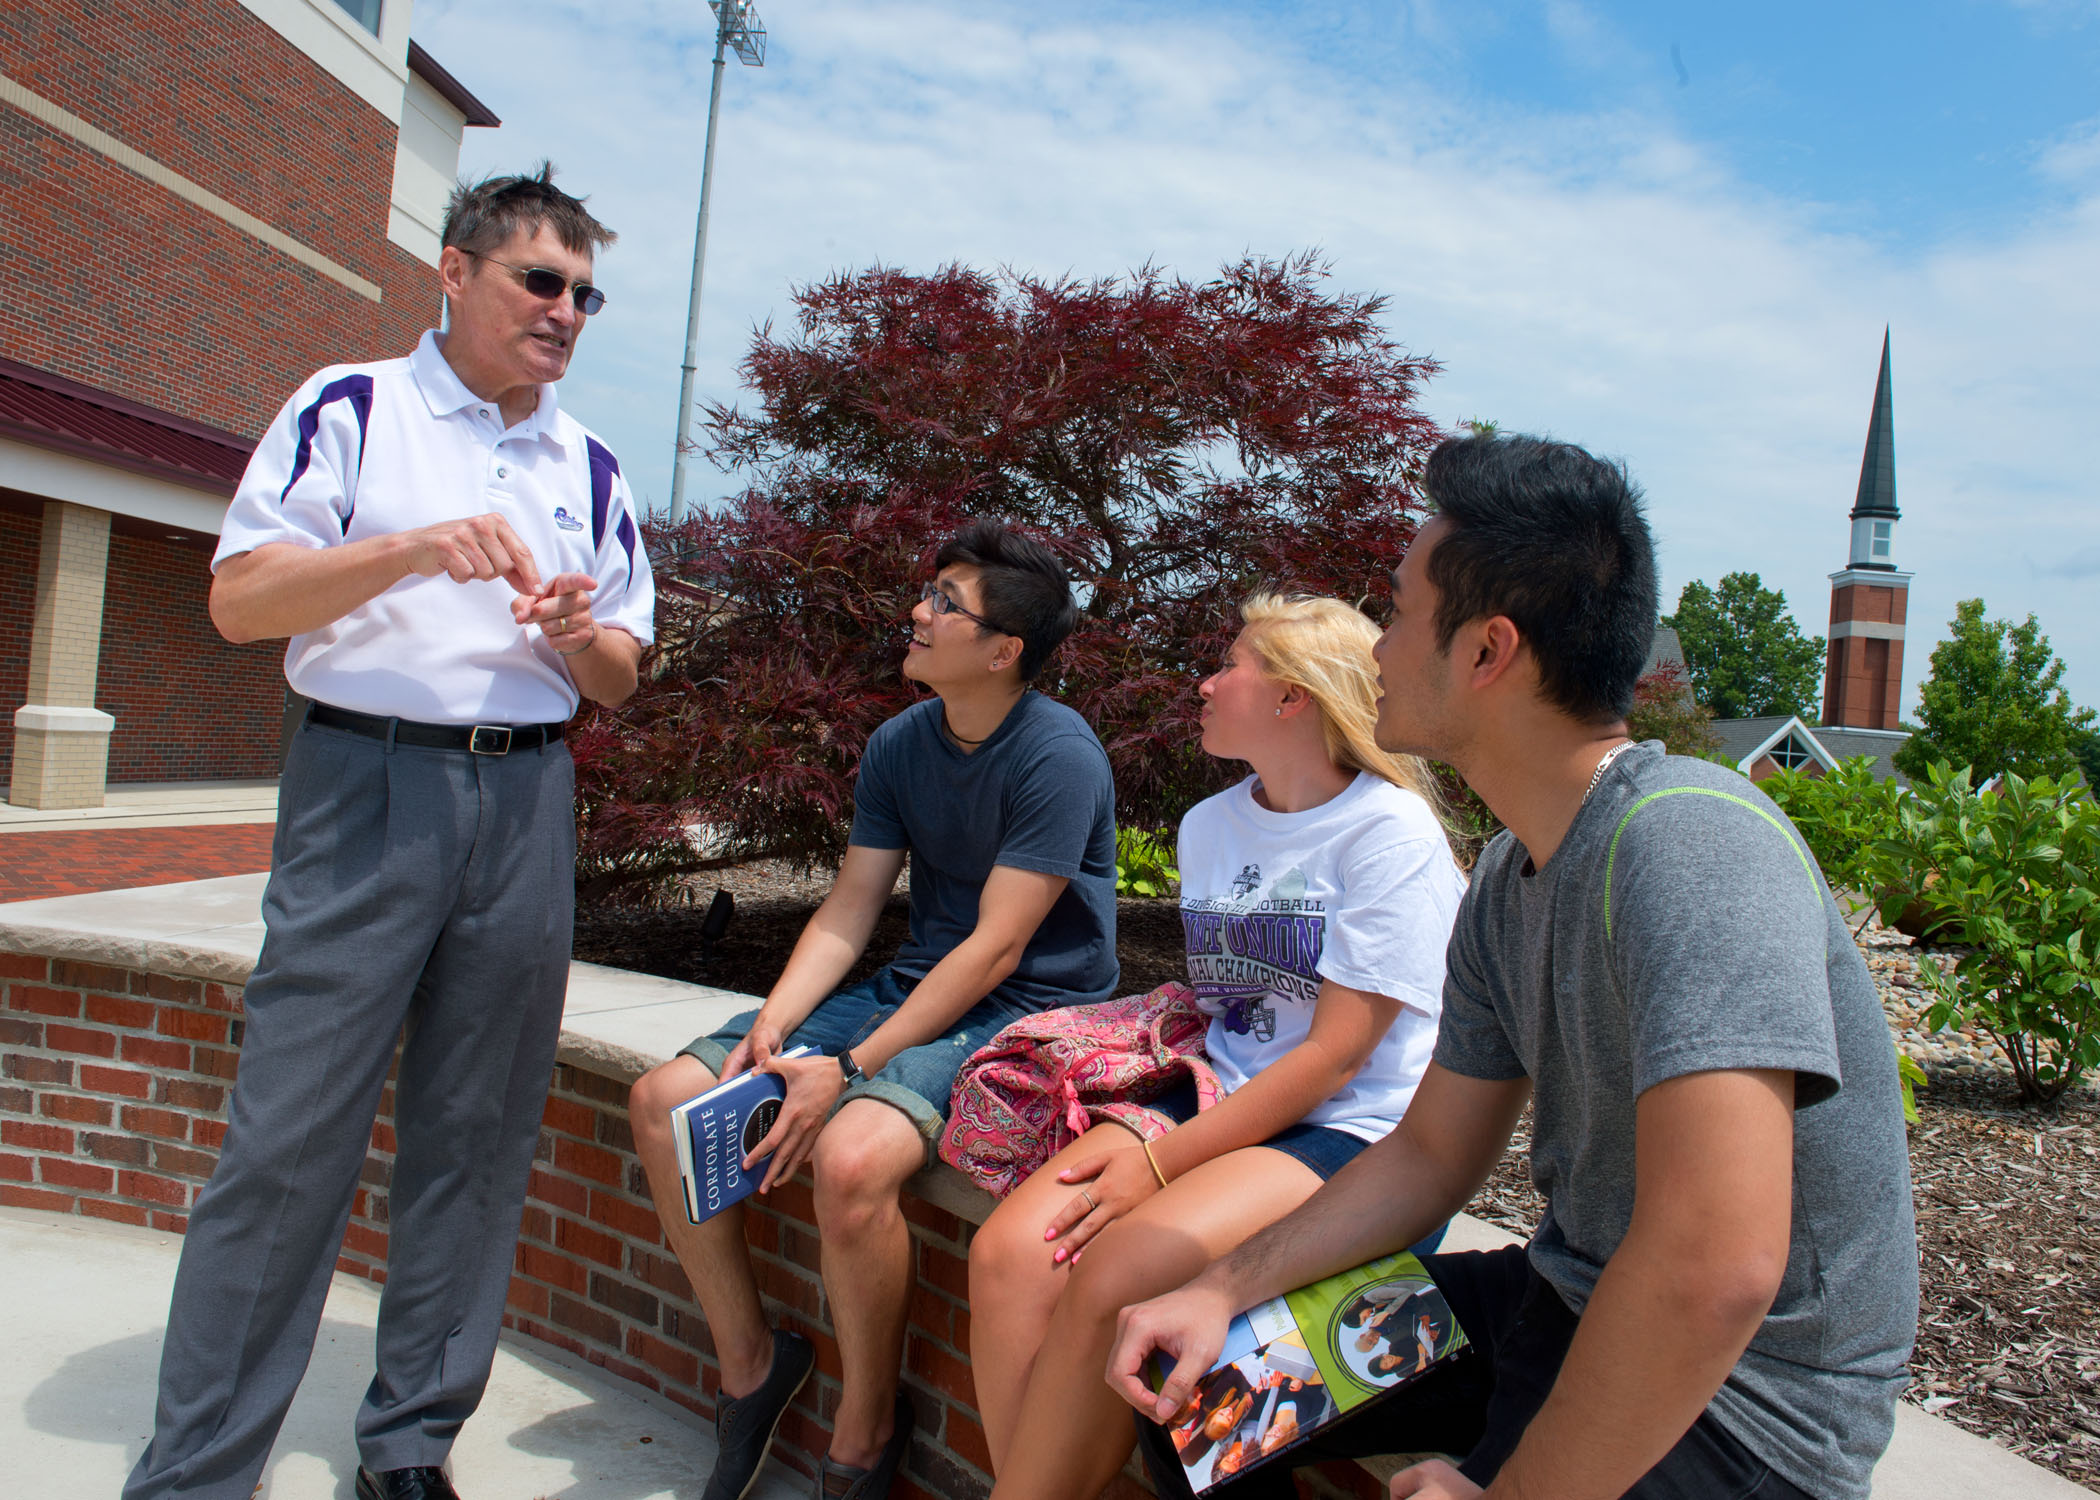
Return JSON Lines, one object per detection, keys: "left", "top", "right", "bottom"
{"left": 668, "top": 0, "right": 766, "bottom": 525}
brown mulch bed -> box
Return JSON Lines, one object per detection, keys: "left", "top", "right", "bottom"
{"left": 575, "top": 874, "right": 2100, "bottom": 1490}
{"left": 572, "top": 863, "right": 1191, "bottom": 1001}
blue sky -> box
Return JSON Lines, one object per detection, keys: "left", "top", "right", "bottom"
{"left": 414, "top": 0, "right": 2100, "bottom": 711}
{"left": 1275, "top": 0, "right": 2100, "bottom": 245}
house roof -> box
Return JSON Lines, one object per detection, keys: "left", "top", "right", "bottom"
{"left": 0, "top": 357, "right": 254, "bottom": 496}
{"left": 1713, "top": 715, "right": 1835, "bottom": 776}
{"left": 1645, "top": 625, "right": 1686, "bottom": 675}
{"left": 407, "top": 41, "right": 501, "bottom": 128}
{"left": 1809, "top": 725, "right": 1911, "bottom": 784}
{"left": 1710, "top": 714, "right": 1912, "bottom": 782}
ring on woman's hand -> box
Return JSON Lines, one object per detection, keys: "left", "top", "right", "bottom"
{"left": 556, "top": 615, "right": 569, "bottom": 633}
{"left": 1080, "top": 1188, "right": 1097, "bottom": 1211}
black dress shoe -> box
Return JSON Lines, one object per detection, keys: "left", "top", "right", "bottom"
{"left": 703, "top": 1328, "right": 817, "bottom": 1500}
{"left": 355, "top": 1466, "right": 461, "bottom": 1500}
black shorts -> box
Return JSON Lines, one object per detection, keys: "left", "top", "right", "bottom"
{"left": 1135, "top": 1244, "right": 1817, "bottom": 1500}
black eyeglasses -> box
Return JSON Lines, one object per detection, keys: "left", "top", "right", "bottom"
{"left": 467, "top": 252, "right": 606, "bottom": 315}
{"left": 921, "top": 582, "right": 1010, "bottom": 634}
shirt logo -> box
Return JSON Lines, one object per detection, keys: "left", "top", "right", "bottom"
{"left": 553, "top": 506, "right": 584, "bottom": 533}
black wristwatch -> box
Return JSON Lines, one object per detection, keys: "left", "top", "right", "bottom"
{"left": 838, "top": 1048, "right": 867, "bottom": 1088}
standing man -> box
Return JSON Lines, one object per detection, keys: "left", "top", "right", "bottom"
{"left": 628, "top": 519, "right": 1119, "bottom": 1500}
{"left": 1110, "top": 435, "right": 1917, "bottom": 1500}
{"left": 126, "top": 166, "right": 654, "bottom": 1500}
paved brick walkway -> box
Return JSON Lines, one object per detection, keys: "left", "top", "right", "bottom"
{"left": 0, "top": 825, "right": 275, "bottom": 902}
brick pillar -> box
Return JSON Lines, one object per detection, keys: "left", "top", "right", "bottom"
{"left": 10, "top": 502, "right": 115, "bottom": 809}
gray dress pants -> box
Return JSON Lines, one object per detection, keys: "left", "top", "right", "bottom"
{"left": 124, "top": 717, "right": 577, "bottom": 1498}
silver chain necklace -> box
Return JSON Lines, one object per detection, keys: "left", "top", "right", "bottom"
{"left": 1581, "top": 740, "right": 1636, "bottom": 805}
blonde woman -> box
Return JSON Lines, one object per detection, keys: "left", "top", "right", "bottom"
{"left": 967, "top": 593, "right": 1465, "bottom": 1500}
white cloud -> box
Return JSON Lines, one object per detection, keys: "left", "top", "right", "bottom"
{"left": 414, "top": 0, "right": 2100, "bottom": 707}
{"left": 2037, "top": 115, "right": 2100, "bottom": 184}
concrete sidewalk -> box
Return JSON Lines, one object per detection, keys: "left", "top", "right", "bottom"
{"left": 9, "top": 1208, "right": 2088, "bottom": 1500}
{"left": 3, "top": 1208, "right": 804, "bottom": 1500}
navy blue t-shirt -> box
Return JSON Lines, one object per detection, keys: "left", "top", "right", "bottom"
{"left": 850, "top": 692, "right": 1119, "bottom": 1013}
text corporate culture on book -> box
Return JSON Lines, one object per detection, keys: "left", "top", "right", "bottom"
{"left": 671, "top": 1046, "right": 817, "bottom": 1225}
{"left": 1152, "top": 1251, "right": 1469, "bottom": 1495}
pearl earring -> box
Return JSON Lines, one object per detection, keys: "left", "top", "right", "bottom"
{"left": 1275, "top": 707, "right": 1284, "bottom": 717}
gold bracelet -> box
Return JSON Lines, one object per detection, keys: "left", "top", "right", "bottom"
{"left": 1141, "top": 1137, "right": 1170, "bottom": 1189}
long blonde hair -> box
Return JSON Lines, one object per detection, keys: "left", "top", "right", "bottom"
{"left": 1237, "top": 592, "right": 1460, "bottom": 851}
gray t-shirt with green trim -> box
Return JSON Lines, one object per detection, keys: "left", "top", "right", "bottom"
{"left": 1435, "top": 744, "right": 1916, "bottom": 1499}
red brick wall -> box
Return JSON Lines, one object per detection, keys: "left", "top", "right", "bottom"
{"left": 0, "top": 0, "right": 434, "bottom": 439}
{"left": 0, "top": 954, "right": 1076, "bottom": 1500}
{"left": 0, "top": 505, "right": 38, "bottom": 785}
{"left": 1823, "top": 582, "right": 1909, "bottom": 731}
{"left": 99, "top": 531, "right": 284, "bottom": 782}
{"left": 1828, "top": 583, "right": 1908, "bottom": 629}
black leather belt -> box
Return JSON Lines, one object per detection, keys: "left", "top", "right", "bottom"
{"left": 306, "top": 702, "right": 565, "bottom": 755}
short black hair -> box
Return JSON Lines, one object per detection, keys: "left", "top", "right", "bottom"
{"left": 933, "top": 519, "right": 1080, "bottom": 680}
{"left": 1421, "top": 434, "right": 1658, "bottom": 722}
{"left": 442, "top": 161, "right": 616, "bottom": 258}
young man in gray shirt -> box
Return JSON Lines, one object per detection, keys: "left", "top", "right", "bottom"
{"left": 1110, "top": 435, "right": 1917, "bottom": 1500}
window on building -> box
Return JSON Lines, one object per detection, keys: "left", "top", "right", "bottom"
{"left": 1871, "top": 520, "right": 1891, "bottom": 558}
{"left": 333, "top": 0, "right": 382, "bottom": 34}
{"left": 1770, "top": 733, "right": 1819, "bottom": 771}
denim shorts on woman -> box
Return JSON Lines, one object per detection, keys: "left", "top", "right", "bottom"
{"left": 679, "top": 965, "right": 1026, "bottom": 1165}
{"left": 1150, "top": 1077, "right": 1447, "bottom": 1255}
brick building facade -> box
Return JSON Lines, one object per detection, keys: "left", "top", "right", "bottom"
{"left": 0, "top": 0, "right": 496, "bottom": 805}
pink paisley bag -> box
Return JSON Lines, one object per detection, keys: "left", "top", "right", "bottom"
{"left": 938, "top": 981, "right": 1223, "bottom": 1199}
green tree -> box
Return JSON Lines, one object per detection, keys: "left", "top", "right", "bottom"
{"left": 1662, "top": 573, "right": 1826, "bottom": 720}
{"left": 1893, "top": 599, "right": 2095, "bottom": 782}
{"left": 2069, "top": 724, "right": 2100, "bottom": 794}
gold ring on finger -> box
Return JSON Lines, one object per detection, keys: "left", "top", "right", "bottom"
{"left": 556, "top": 616, "right": 569, "bottom": 633}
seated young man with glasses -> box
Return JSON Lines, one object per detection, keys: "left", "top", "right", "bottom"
{"left": 630, "top": 519, "right": 1119, "bottom": 1500}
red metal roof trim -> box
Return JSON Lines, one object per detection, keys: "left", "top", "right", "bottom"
{"left": 407, "top": 41, "right": 502, "bottom": 129}
{"left": 0, "top": 357, "right": 255, "bottom": 496}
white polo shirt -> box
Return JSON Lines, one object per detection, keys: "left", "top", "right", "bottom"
{"left": 216, "top": 330, "right": 656, "bottom": 725}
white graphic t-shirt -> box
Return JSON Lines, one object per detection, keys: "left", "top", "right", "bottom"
{"left": 1178, "top": 771, "right": 1464, "bottom": 1141}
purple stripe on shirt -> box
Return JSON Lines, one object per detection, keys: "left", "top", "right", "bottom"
{"left": 280, "top": 374, "right": 374, "bottom": 533}
{"left": 585, "top": 437, "right": 635, "bottom": 570}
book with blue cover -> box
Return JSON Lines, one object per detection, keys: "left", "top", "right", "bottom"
{"left": 670, "top": 1046, "right": 817, "bottom": 1224}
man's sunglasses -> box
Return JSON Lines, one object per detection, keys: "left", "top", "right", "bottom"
{"left": 467, "top": 252, "right": 606, "bottom": 315}
{"left": 921, "top": 582, "right": 1010, "bottom": 634}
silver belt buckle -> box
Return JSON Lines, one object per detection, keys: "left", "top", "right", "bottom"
{"left": 469, "top": 724, "right": 513, "bottom": 755}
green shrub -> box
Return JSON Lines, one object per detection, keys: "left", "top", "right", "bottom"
{"left": 1759, "top": 756, "right": 1905, "bottom": 924}
{"left": 1862, "top": 762, "right": 2100, "bottom": 1106}
{"left": 1897, "top": 1050, "right": 1927, "bottom": 1125}
{"left": 1116, "top": 827, "right": 1180, "bottom": 899}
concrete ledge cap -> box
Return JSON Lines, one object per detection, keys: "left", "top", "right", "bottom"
{"left": 13, "top": 704, "right": 116, "bottom": 733}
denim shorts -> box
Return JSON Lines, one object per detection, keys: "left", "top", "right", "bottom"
{"left": 1152, "top": 1078, "right": 1447, "bottom": 1255}
{"left": 679, "top": 966, "right": 1025, "bottom": 1165}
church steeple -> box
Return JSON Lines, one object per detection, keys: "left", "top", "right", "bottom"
{"left": 1847, "top": 328, "right": 1899, "bottom": 570}
{"left": 1823, "top": 330, "right": 1913, "bottom": 730}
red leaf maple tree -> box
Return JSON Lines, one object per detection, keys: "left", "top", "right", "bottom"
{"left": 575, "top": 254, "right": 1445, "bottom": 901}
{"left": 1626, "top": 660, "right": 1721, "bottom": 759}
